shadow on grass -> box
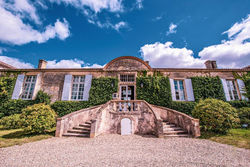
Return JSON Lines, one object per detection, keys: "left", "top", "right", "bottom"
{"left": 2, "top": 129, "right": 55, "bottom": 139}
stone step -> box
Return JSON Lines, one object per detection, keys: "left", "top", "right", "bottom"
{"left": 163, "top": 130, "right": 187, "bottom": 135}
{"left": 62, "top": 133, "right": 90, "bottom": 138}
{"left": 73, "top": 126, "right": 91, "bottom": 131}
{"left": 163, "top": 124, "right": 176, "bottom": 128}
{"left": 163, "top": 127, "right": 182, "bottom": 131}
{"left": 67, "top": 129, "right": 90, "bottom": 134}
{"left": 163, "top": 134, "right": 190, "bottom": 138}
{"left": 79, "top": 124, "right": 91, "bottom": 128}
{"left": 85, "top": 121, "right": 91, "bottom": 125}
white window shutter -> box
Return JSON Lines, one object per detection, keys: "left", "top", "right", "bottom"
{"left": 61, "top": 75, "right": 72, "bottom": 101}
{"left": 169, "top": 79, "right": 176, "bottom": 101}
{"left": 237, "top": 79, "right": 248, "bottom": 100}
{"left": 83, "top": 75, "right": 92, "bottom": 101}
{"left": 220, "top": 78, "right": 230, "bottom": 101}
{"left": 12, "top": 74, "right": 25, "bottom": 99}
{"left": 185, "top": 79, "right": 195, "bottom": 101}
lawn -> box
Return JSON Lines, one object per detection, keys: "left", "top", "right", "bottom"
{"left": 201, "top": 129, "right": 250, "bottom": 149}
{"left": 0, "top": 126, "right": 55, "bottom": 148}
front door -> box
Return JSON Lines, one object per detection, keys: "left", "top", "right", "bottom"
{"left": 121, "top": 118, "right": 132, "bottom": 135}
{"left": 120, "top": 85, "right": 134, "bottom": 100}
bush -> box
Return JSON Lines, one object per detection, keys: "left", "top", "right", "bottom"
{"left": 0, "top": 114, "right": 21, "bottom": 129}
{"left": 237, "top": 107, "right": 250, "bottom": 127}
{"left": 51, "top": 101, "right": 90, "bottom": 117}
{"left": 34, "top": 90, "right": 51, "bottom": 104}
{"left": 192, "top": 98, "right": 240, "bottom": 133}
{"left": 0, "top": 99, "right": 35, "bottom": 117}
{"left": 170, "top": 101, "right": 197, "bottom": 116}
{"left": 20, "top": 104, "right": 57, "bottom": 134}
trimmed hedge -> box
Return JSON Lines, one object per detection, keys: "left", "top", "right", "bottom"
{"left": 191, "top": 76, "right": 225, "bottom": 101}
{"left": 228, "top": 101, "right": 250, "bottom": 109}
{"left": 170, "top": 101, "right": 197, "bottom": 116}
{"left": 0, "top": 114, "right": 21, "bottom": 129}
{"left": 136, "top": 76, "right": 172, "bottom": 107}
{"left": 51, "top": 77, "right": 118, "bottom": 117}
{"left": 237, "top": 107, "right": 250, "bottom": 127}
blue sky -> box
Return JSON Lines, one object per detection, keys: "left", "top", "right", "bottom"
{"left": 0, "top": 0, "right": 250, "bottom": 69}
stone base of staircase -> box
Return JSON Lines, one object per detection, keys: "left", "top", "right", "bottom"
{"left": 162, "top": 121, "right": 190, "bottom": 138}
{"left": 62, "top": 121, "right": 91, "bottom": 138}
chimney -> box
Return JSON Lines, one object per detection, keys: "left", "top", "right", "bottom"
{"left": 38, "top": 59, "right": 47, "bottom": 69}
{"left": 205, "top": 60, "right": 217, "bottom": 69}
{"left": 145, "top": 61, "right": 149, "bottom": 64}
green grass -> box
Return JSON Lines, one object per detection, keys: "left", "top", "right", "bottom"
{"left": 0, "top": 126, "right": 55, "bottom": 148}
{"left": 200, "top": 129, "right": 250, "bottom": 149}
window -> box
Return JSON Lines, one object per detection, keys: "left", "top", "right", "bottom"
{"left": 21, "top": 75, "right": 36, "bottom": 100}
{"left": 71, "top": 76, "right": 85, "bottom": 100}
{"left": 174, "top": 80, "right": 185, "bottom": 101}
{"left": 120, "top": 74, "right": 135, "bottom": 82}
{"left": 226, "top": 80, "right": 239, "bottom": 100}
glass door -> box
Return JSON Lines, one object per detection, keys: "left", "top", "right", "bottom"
{"left": 120, "top": 85, "right": 134, "bottom": 100}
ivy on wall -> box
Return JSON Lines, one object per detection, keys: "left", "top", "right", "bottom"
{"left": 51, "top": 77, "right": 118, "bottom": 117}
{"left": 191, "top": 76, "right": 226, "bottom": 101}
{"left": 0, "top": 77, "right": 16, "bottom": 104}
{"left": 136, "top": 76, "right": 172, "bottom": 107}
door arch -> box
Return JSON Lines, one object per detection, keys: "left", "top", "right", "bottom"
{"left": 121, "top": 118, "right": 132, "bottom": 135}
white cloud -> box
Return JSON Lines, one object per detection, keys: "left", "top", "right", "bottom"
{"left": 199, "top": 14, "right": 250, "bottom": 68}
{"left": 89, "top": 20, "right": 128, "bottom": 31}
{"left": 47, "top": 59, "right": 104, "bottom": 68}
{"left": 136, "top": 0, "right": 143, "bottom": 9}
{"left": 49, "top": 0, "right": 123, "bottom": 13}
{"left": 0, "top": 56, "right": 34, "bottom": 68}
{"left": 166, "top": 23, "right": 177, "bottom": 36}
{"left": 0, "top": 4, "right": 70, "bottom": 45}
{"left": 47, "top": 59, "right": 84, "bottom": 68}
{"left": 152, "top": 16, "right": 162, "bottom": 22}
{"left": 140, "top": 42, "right": 204, "bottom": 68}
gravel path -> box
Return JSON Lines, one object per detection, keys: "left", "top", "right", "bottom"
{"left": 0, "top": 134, "right": 249, "bottom": 167}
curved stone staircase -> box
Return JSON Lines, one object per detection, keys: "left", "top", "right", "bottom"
{"left": 162, "top": 121, "right": 190, "bottom": 138}
{"left": 62, "top": 121, "right": 91, "bottom": 138}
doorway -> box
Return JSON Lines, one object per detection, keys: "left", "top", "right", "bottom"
{"left": 121, "top": 118, "right": 132, "bottom": 135}
{"left": 120, "top": 85, "right": 135, "bottom": 100}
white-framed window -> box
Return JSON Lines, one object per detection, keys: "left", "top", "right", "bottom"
{"left": 20, "top": 75, "right": 36, "bottom": 100}
{"left": 174, "top": 80, "right": 186, "bottom": 101}
{"left": 226, "top": 80, "right": 239, "bottom": 100}
{"left": 120, "top": 74, "right": 135, "bottom": 82}
{"left": 71, "top": 76, "right": 85, "bottom": 100}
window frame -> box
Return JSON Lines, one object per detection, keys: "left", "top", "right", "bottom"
{"left": 71, "top": 75, "right": 85, "bottom": 101}
{"left": 173, "top": 79, "right": 186, "bottom": 101}
{"left": 119, "top": 74, "right": 136, "bottom": 83}
{"left": 226, "top": 79, "right": 240, "bottom": 101}
{"left": 20, "top": 75, "right": 37, "bottom": 100}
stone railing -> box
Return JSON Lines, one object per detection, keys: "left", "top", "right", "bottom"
{"left": 55, "top": 105, "right": 103, "bottom": 137}
{"left": 151, "top": 105, "right": 200, "bottom": 137}
{"left": 108, "top": 100, "right": 143, "bottom": 112}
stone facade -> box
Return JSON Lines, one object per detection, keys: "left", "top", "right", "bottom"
{"left": 1, "top": 56, "right": 249, "bottom": 137}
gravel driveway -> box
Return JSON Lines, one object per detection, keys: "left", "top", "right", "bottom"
{"left": 0, "top": 134, "right": 249, "bottom": 167}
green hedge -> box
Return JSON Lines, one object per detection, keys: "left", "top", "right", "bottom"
{"left": 191, "top": 76, "right": 225, "bottom": 101}
{"left": 0, "top": 77, "right": 16, "bottom": 104}
{"left": 136, "top": 76, "right": 172, "bottom": 107}
{"left": 228, "top": 101, "right": 250, "bottom": 109}
{"left": 51, "top": 77, "right": 118, "bottom": 117}
{"left": 170, "top": 101, "right": 197, "bottom": 116}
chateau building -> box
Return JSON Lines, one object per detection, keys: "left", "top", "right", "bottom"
{"left": 0, "top": 56, "right": 249, "bottom": 138}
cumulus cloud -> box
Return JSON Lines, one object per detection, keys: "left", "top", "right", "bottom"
{"left": 0, "top": 56, "right": 34, "bottom": 68}
{"left": 46, "top": 59, "right": 104, "bottom": 68}
{"left": 166, "top": 23, "right": 177, "bottom": 36}
{"left": 199, "top": 14, "right": 250, "bottom": 68}
{"left": 0, "top": 1, "right": 70, "bottom": 45}
{"left": 136, "top": 0, "right": 143, "bottom": 9}
{"left": 140, "top": 42, "right": 204, "bottom": 68}
{"left": 49, "top": 0, "right": 124, "bottom": 13}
